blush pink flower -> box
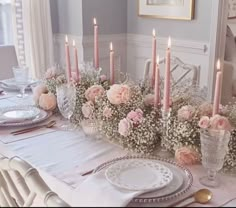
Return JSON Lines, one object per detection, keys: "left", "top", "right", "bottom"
{"left": 198, "top": 102, "right": 213, "bottom": 117}
{"left": 85, "top": 85, "right": 105, "bottom": 103}
{"left": 127, "top": 109, "right": 144, "bottom": 125}
{"left": 178, "top": 105, "right": 195, "bottom": 121}
{"left": 103, "top": 106, "right": 113, "bottom": 119}
{"left": 175, "top": 147, "right": 200, "bottom": 166}
{"left": 198, "top": 116, "right": 210, "bottom": 129}
{"left": 118, "top": 118, "right": 132, "bottom": 137}
{"left": 210, "top": 115, "right": 232, "bottom": 131}
{"left": 45, "top": 67, "right": 57, "bottom": 79}
{"left": 144, "top": 94, "right": 154, "bottom": 106}
{"left": 107, "top": 84, "right": 131, "bottom": 105}
{"left": 82, "top": 101, "right": 95, "bottom": 119}
{"left": 39, "top": 93, "right": 57, "bottom": 111}
{"left": 33, "top": 84, "right": 48, "bottom": 104}
{"left": 100, "top": 75, "right": 107, "bottom": 82}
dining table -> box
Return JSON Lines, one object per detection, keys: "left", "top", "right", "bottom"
{"left": 0, "top": 90, "right": 236, "bottom": 207}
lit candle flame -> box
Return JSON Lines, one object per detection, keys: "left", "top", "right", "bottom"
{"left": 153, "top": 29, "right": 156, "bottom": 37}
{"left": 73, "top": 40, "right": 76, "bottom": 47}
{"left": 65, "top": 35, "right": 68, "bottom": 44}
{"left": 217, "top": 59, "right": 221, "bottom": 70}
{"left": 93, "top": 18, "right": 97, "bottom": 25}
{"left": 168, "top": 37, "right": 171, "bottom": 49}
{"left": 156, "top": 55, "right": 160, "bottom": 64}
{"left": 110, "top": 42, "right": 113, "bottom": 51}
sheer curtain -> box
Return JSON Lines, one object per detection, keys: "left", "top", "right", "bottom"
{"left": 21, "top": 0, "right": 54, "bottom": 79}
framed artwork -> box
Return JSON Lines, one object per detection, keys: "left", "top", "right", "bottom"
{"left": 138, "top": 0, "right": 195, "bottom": 20}
{"left": 228, "top": 0, "right": 236, "bottom": 19}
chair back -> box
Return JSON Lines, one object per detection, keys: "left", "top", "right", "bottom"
{"left": 0, "top": 45, "right": 18, "bottom": 80}
{"left": 0, "top": 157, "right": 70, "bottom": 207}
{"left": 143, "top": 56, "right": 200, "bottom": 88}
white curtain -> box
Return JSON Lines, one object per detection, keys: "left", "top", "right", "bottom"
{"left": 22, "top": 0, "right": 54, "bottom": 79}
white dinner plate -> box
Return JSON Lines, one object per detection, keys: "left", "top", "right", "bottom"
{"left": 0, "top": 106, "right": 41, "bottom": 120}
{"left": 105, "top": 159, "right": 173, "bottom": 192}
{"left": 0, "top": 106, "right": 52, "bottom": 127}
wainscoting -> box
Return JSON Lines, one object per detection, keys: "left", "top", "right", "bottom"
{"left": 53, "top": 33, "right": 210, "bottom": 87}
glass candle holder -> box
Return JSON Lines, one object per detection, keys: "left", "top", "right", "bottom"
{"left": 200, "top": 129, "right": 230, "bottom": 188}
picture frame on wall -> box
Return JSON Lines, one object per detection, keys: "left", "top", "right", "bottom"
{"left": 228, "top": 0, "right": 236, "bottom": 19}
{"left": 138, "top": 0, "right": 195, "bottom": 20}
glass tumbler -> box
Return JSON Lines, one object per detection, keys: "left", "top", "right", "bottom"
{"left": 200, "top": 129, "right": 230, "bottom": 188}
{"left": 13, "top": 66, "right": 29, "bottom": 98}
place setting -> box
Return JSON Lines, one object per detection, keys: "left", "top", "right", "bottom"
{"left": 71, "top": 155, "right": 201, "bottom": 207}
{"left": 0, "top": 105, "right": 55, "bottom": 144}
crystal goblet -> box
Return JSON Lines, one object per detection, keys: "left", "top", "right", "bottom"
{"left": 56, "top": 84, "right": 77, "bottom": 131}
{"left": 13, "top": 66, "right": 29, "bottom": 98}
{"left": 200, "top": 129, "right": 230, "bottom": 188}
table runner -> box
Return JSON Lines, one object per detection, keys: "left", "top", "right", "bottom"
{"left": 0, "top": 94, "right": 236, "bottom": 207}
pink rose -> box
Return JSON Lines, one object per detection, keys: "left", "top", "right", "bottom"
{"left": 45, "top": 67, "right": 57, "bottom": 79}
{"left": 210, "top": 115, "right": 232, "bottom": 131}
{"left": 33, "top": 84, "right": 48, "bottom": 104}
{"left": 144, "top": 94, "right": 154, "bottom": 106}
{"left": 127, "top": 109, "right": 144, "bottom": 125}
{"left": 199, "top": 102, "right": 213, "bottom": 117}
{"left": 100, "top": 75, "right": 107, "bottom": 82}
{"left": 39, "top": 93, "right": 57, "bottom": 111}
{"left": 178, "top": 105, "right": 195, "bottom": 121}
{"left": 118, "top": 118, "right": 132, "bottom": 137}
{"left": 199, "top": 116, "right": 210, "bottom": 129}
{"left": 107, "top": 84, "right": 131, "bottom": 105}
{"left": 82, "top": 101, "right": 95, "bottom": 119}
{"left": 103, "top": 106, "right": 112, "bottom": 119}
{"left": 175, "top": 147, "right": 200, "bottom": 166}
{"left": 85, "top": 85, "right": 105, "bottom": 103}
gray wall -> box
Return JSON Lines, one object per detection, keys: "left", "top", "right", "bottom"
{"left": 127, "top": 0, "right": 213, "bottom": 41}
{"left": 50, "top": 0, "right": 83, "bottom": 36}
{"left": 82, "top": 0, "right": 127, "bottom": 35}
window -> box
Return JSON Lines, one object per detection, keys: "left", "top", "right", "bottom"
{"left": 0, "top": 0, "right": 13, "bottom": 45}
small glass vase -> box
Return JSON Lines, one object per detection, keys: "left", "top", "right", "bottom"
{"left": 81, "top": 119, "right": 100, "bottom": 138}
{"left": 200, "top": 129, "right": 230, "bottom": 188}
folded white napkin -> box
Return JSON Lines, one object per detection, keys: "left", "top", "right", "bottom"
{"left": 71, "top": 170, "right": 145, "bottom": 207}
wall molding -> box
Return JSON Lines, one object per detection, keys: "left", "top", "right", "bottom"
{"left": 127, "top": 34, "right": 209, "bottom": 56}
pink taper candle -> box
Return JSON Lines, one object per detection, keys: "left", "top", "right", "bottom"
{"left": 73, "top": 40, "right": 80, "bottom": 82}
{"left": 110, "top": 42, "right": 115, "bottom": 85}
{"left": 152, "top": 29, "right": 157, "bottom": 88}
{"left": 154, "top": 56, "right": 160, "bottom": 108}
{"left": 217, "top": 59, "right": 223, "bottom": 103}
{"left": 213, "top": 63, "right": 222, "bottom": 116}
{"left": 163, "top": 37, "right": 171, "bottom": 113}
{"left": 93, "top": 18, "right": 99, "bottom": 69}
{"left": 65, "top": 35, "right": 72, "bottom": 82}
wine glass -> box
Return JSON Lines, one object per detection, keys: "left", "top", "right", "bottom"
{"left": 56, "top": 84, "right": 76, "bottom": 131}
{"left": 13, "top": 66, "right": 29, "bottom": 98}
{"left": 200, "top": 129, "right": 230, "bottom": 188}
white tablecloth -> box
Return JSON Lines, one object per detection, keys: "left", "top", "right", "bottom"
{"left": 0, "top": 94, "right": 236, "bottom": 207}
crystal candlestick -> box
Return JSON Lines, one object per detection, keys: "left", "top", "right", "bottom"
{"left": 158, "top": 108, "right": 172, "bottom": 158}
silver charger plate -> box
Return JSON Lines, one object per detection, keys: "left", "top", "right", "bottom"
{"left": 105, "top": 159, "right": 173, "bottom": 192}
{"left": 0, "top": 106, "right": 52, "bottom": 127}
{"left": 0, "top": 79, "right": 38, "bottom": 91}
{"left": 94, "top": 155, "right": 193, "bottom": 204}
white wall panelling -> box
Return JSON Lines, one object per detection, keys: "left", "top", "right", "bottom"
{"left": 54, "top": 33, "right": 210, "bottom": 88}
